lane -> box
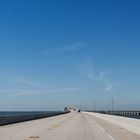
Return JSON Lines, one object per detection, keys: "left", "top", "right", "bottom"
{"left": 0, "top": 112, "right": 111, "bottom": 140}
{"left": 84, "top": 112, "right": 140, "bottom": 140}
{"left": 44, "top": 112, "right": 140, "bottom": 140}
{"left": 0, "top": 112, "right": 75, "bottom": 140}
{"left": 0, "top": 112, "right": 140, "bottom": 140}
{"left": 37, "top": 112, "right": 140, "bottom": 140}
{"left": 40, "top": 112, "right": 112, "bottom": 140}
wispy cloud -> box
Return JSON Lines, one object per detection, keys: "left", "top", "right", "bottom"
{"left": 43, "top": 42, "right": 86, "bottom": 56}
{"left": 0, "top": 73, "right": 39, "bottom": 86}
{"left": 81, "top": 57, "right": 112, "bottom": 92}
{"left": 104, "top": 81, "right": 112, "bottom": 91}
{"left": 0, "top": 87, "right": 80, "bottom": 97}
{"left": 0, "top": 73, "right": 80, "bottom": 96}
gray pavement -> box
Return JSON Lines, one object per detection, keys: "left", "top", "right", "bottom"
{"left": 0, "top": 112, "right": 140, "bottom": 140}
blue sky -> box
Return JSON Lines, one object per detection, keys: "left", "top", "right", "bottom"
{"left": 0, "top": 0, "right": 140, "bottom": 111}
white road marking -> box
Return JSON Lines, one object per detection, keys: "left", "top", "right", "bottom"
{"left": 90, "top": 116, "right": 115, "bottom": 140}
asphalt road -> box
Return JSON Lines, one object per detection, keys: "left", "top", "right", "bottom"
{"left": 0, "top": 112, "right": 140, "bottom": 140}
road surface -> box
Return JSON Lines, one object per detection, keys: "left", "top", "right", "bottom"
{"left": 0, "top": 112, "right": 140, "bottom": 140}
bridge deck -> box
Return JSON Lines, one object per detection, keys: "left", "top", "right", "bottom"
{"left": 0, "top": 112, "right": 140, "bottom": 140}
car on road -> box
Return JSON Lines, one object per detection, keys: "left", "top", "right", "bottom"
{"left": 78, "top": 110, "right": 81, "bottom": 113}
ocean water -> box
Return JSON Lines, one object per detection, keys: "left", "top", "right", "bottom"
{"left": 0, "top": 111, "right": 63, "bottom": 116}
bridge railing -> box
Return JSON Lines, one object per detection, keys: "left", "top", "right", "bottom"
{"left": 86, "top": 110, "right": 140, "bottom": 118}
{"left": 0, "top": 111, "right": 69, "bottom": 126}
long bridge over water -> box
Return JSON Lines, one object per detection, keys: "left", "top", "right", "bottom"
{"left": 0, "top": 107, "right": 140, "bottom": 140}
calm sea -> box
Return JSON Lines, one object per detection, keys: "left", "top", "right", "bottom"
{"left": 0, "top": 111, "right": 63, "bottom": 116}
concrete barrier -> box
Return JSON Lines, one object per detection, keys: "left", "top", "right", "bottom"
{"left": 85, "top": 112, "right": 140, "bottom": 135}
{"left": 0, "top": 112, "right": 69, "bottom": 126}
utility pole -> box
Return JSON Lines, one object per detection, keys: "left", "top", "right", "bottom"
{"left": 85, "top": 101, "right": 87, "bottom": 111}
{"left": 94, "top": 100, "right": 96, "bottom": 112}
{"left": 111, "top": 98, "right": 114, "bottom": 112}
{"left": 79, "top": 101, "right": 82, "bottom": 111}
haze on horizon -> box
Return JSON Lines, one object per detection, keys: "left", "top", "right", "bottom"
{"left": 0, "top": 0, "right": 140, "bottom": 111}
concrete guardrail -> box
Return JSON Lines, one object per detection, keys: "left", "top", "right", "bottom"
{"left": 0, "top": 112, "right": 69, "bottom": 126}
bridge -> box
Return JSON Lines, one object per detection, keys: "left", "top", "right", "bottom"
{"left": 0, "top": 108, "right": 140, "bottom": 140}
{"left": 64, "top": 106, "right": 78, "bottom": 112}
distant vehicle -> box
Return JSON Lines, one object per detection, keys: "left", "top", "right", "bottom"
{"left": 78, "top": 110, "right": 81, "bottom": 113}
